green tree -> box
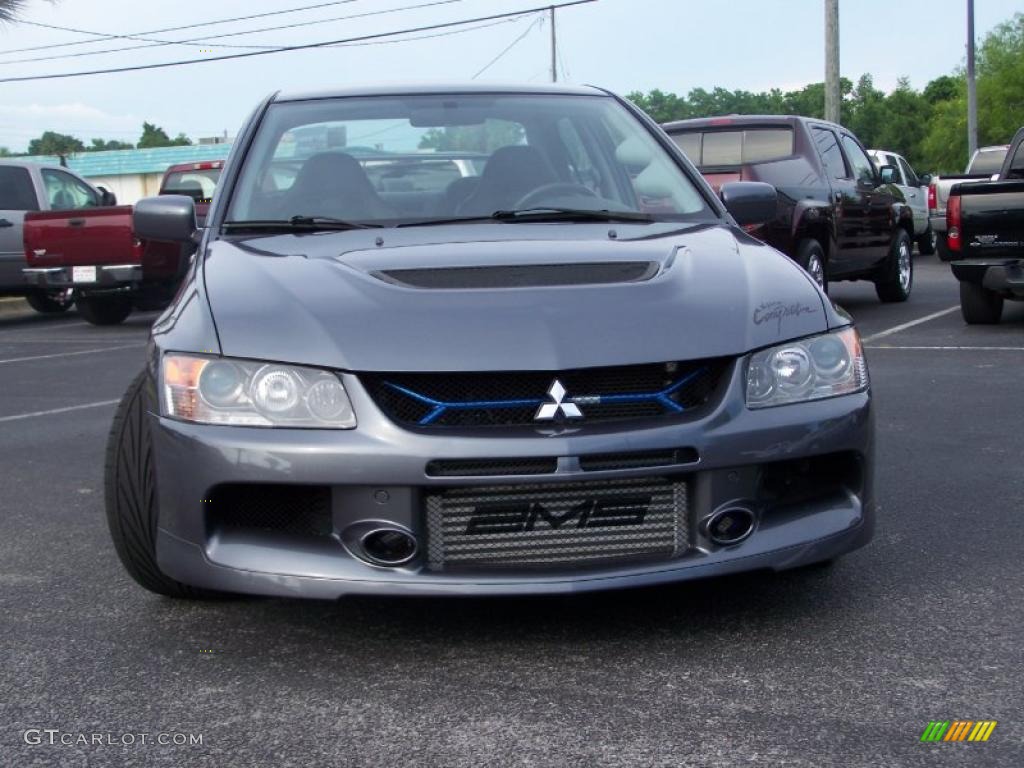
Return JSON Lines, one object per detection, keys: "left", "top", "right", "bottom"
{"left": 27, "top": 131, "right": 85, "bottom": 166}
{"left": 88, "top": 138, "right": 134, "bottom": 151}
{"left": 138, "top": 122, "right": 192, "bottom": 148}
{"left": 923, "top": 13, "right": 1024, "bottom": 172}
{"left": 0, "top": 146, "right": 13, "bottom": 156}
{"left": 418, "top": 121, "right": 524, "bottom": 153}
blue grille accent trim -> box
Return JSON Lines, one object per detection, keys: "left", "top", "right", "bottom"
{"left": 383, "top": 368, "right": 707, "bottom": 426}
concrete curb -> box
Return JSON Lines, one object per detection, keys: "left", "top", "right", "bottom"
{"left": 0, "top": 298, "right": 31, "bottom": 317}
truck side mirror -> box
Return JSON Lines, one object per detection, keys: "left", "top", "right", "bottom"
{"left": 134, "top": 195, "right": 197, "bottom": 243}
{"left": 879, "top": 165, "right": 898, "bottom": 184}
{"left": 98, "top": 186, "right": 117, "bottom": 206}
{"left": 719, "top": 181, "right": 777, "bottom": 227}
{"left": 918, "top": 173, "right": 932, "bottom": 186}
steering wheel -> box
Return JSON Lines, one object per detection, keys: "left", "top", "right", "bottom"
{"left": 514, "top": 182, "right": 599, "bottom": 209}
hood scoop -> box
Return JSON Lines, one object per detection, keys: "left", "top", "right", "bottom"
{"left": 372, "top": 261, "right": 659, "bottom": 290}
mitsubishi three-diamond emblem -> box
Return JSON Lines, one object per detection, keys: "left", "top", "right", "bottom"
{"left": 535, "top": 379, "right": 583, "bottom": 421}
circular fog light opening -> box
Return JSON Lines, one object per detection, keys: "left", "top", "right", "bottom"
{"left": 360, "top": 528, "right": 418, "bottom": 566}
{"left": 705, "top": 507, "right": 756, "bottom": 546}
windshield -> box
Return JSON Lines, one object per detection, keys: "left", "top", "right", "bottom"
{"left": 226, "top": 93, "right": 712, "bottom": 226}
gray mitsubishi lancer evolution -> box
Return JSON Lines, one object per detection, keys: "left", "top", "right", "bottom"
{"left": 105, "top": 84, "right": 874, "bottom": 599}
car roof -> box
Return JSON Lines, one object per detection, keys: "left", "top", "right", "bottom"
{"left": 0, "top": 158, "right": 69, "bottom": 173}
{"left": 662, "top": 114, "right": 846, "bottom": 132}
{"left": 274, "top": 82, "right": 606, "bottom": 102}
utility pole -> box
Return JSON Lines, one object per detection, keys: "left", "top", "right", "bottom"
{"left": 824, "top": 0, "right": 840, "bottom": 124}
{"left": 550, "top": 6, "right": 557, "bottom": 83}
{"left": 966, "top": 0, "right": 978, "bottom": 156}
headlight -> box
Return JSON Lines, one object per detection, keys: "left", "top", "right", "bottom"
{"left": 745, "top": 327, "right": 867, "bottom": 409}
{"left": 161, "top": 354, "right": 356, "bottom": 428}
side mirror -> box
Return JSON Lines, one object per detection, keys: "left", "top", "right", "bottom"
{"left": 720, "top": 181, "right": 777, "bottom": 227}
{"left": 98, "top": 186, "right": 117, "bottom": 206}
{"left": 134, "top": 195, "right": 197, "bottom": 243}
{"left": 918, "top": 173, "right": 932, "bottom": 186}
{"left": 878, "top": 165, "right": 898, "bottom": 184}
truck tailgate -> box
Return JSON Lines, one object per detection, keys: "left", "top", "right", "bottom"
{"left": 24, "top": 206, "right": 139, "bottom": 270}
{"left": 957, "top": 180, "right": 1024, "bottom": 258}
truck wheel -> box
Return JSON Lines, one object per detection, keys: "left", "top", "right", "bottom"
{"left": 917, "top": 225, "right": 936, "bottom": 256}
{"left": 77, "top": 295, "right": 133, "bottom": 325}
{"left": 874, "top": 230, "right": 913, "bottom": 303}
{"left": 25, "top": 289, "right": 74, "bottom": 314}
{"left": 105, "top": 371, "right": 220, "bottom": 598}
{"left": 935, "top": 234, "right": 953, "bottom": 262}
{"left": 959, "top": 282, "right": 1003, "bottom": 324}
{"left": 796, "top": 239, "right": 828, "bottom": 293}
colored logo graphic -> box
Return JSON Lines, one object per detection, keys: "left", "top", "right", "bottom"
{"left": 920, "top": 720, "right": 997, "bottom": 742}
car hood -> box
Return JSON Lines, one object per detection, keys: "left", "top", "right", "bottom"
{"left": 202, "top": 223, "right": 835, "bottom": 372}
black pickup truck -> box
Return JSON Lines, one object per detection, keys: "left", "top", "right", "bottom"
{"left": 662, "top": 115, "right": 915, "bottom": 302}
{"left": 947, "top": 126, "right": 1024, "bottom": 324}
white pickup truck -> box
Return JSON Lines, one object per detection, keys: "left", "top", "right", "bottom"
{"left": 0, "top": 159, "right": 116, "bottom": 314}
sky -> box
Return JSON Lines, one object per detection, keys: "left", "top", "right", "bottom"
{"left": 0, "top": 0, "right": 1019, "bottom": 152}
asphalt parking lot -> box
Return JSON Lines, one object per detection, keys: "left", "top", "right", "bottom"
{"left": 1, "top": 253, "right": 1022, "bottom": 768}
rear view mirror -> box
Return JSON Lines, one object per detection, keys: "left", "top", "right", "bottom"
{"left": 98, "top": 186, "right": 117, "bottom": 206}
{"left": 134, "top": 195, "right": 197, "bottom": 243}
{"left": 879, "top": 165, "right": 897, "bottom": 184}
{"left": 720, "top": 181, "right": 777, "bottom": 227}
{"left": 918, "top": 173, "right": 932, "bottom": 186}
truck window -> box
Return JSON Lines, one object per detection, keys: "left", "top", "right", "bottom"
{"left": 967, "top": 148, "right": 1007, "bottom": 175}
{"left": 41, "top": 169, "right": 100, "bottom": 210}
{"left": 1004, "top": 143, "right": 1024, "bottom": 180}
{"left": 840, "top": 135, "right": 876, "bottom": 184}
{"left": 162, "top": 169, "right": 220, "bottom": 202}
{"left": 898, "top": 157, "right": 918, "bottom": 187}
{"left": 812, "top": 127, "right": 848, "bottom": 180}
{"left": 669, "top": 128, "right": 792, "bottom": 168}
{"left": 0, "top": 166, "right": 39, "bottom": 211}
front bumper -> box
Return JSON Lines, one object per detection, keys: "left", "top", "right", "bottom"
{"left": 951, "top": 259, "right": 1024, "bottom": 297}
{"left": 23, "top": 264, "right": 142, "bottom": 291}
{"left": 152, "top": 365, "right": 875, "bottom": 598}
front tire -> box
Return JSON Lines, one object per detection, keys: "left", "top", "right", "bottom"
{"left": 25, "top": 289, "right": 73, "bottom": 314}
{"left": 874, "top": 230, "right": 913, "bottom": 303}
{"left": 959, "top": 282, "right": 1003, "bottom": 324}
{"left": 795, "top": 238, "right": 828, "bottom": 293}
{"left": 77, "top": 295, "right": 133, "bottom": 325}
{"left": 105, "top": 371, "right": 217, "bottom": 598}
{"left": 917, "top": 224, "right": 936, "bottom": 256}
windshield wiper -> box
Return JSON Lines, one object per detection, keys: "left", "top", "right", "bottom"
{"left": 397, "top": 207, "right": 655, "bottom": 228}
{"left": 222, "top": 215, "right": 382, "bottom": 232}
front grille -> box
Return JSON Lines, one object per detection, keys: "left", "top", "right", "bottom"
{"left": 362, "top": 359, "right": 728, "bottom": 428}
{"left": 425, "top": 476, "right": 688, "bottom": 571}
{"left": 579, "top": 447, "right": 699, "bottom": 472}
{"left": 426, "top": 457, "right": 558, "bottom": 477}
{"left": 207, "top": 484, "right": 332, "bottom": 537}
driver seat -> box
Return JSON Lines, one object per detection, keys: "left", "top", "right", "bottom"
{"left": 456, "top": 145, "right": 557, "bottom": 216}
{"left": 287, "top": 151, "right": 395, "bottom": 220}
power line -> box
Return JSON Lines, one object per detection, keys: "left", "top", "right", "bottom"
{"left": 0, "top": 1, "right": 597, "bottom": 84}
{"left": 0, "top": 0, "right": 468, "bottom": 65}
{"left": 472, "top": 15, "right": 542, "bottom": 79}
{"left": 0, "top": 0, "right": 362, "bottom": 54}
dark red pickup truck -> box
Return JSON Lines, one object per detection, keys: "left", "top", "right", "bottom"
{"left": 23, "top": 160, "right": 223, "bottom": 324}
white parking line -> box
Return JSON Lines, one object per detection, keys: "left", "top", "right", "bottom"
{"left": 0, "top": 344, "right": 144, "bottom": 365}
{"left": 860, "top": 305, "right": 960, "bottom": 343}
{"left": 0, "top": 399, "right": 119, "bottom": 424}
{"left": 867, "top": 345, "right": 1024, "bottom": 351}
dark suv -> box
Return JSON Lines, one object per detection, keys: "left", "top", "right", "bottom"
{"left": 663, "top": 115, "right": 914, "bottom": 301}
